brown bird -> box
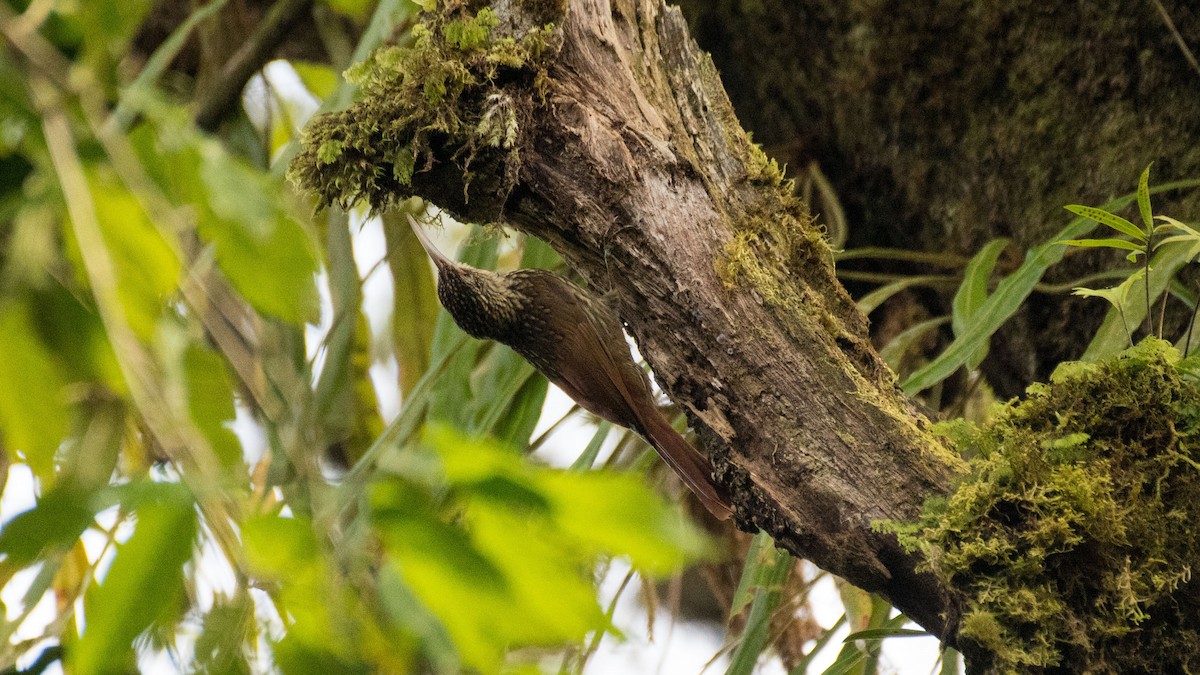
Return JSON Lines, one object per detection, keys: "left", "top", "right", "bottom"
{"left": 408, "top": 215, "right": 732, "bottom": 520}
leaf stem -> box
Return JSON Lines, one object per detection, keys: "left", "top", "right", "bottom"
{"left": 1186, "top": 281, "right": 1200, "bottom": 356}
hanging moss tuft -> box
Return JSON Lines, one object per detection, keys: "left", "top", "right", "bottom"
{"left": 288, "top": 4, "right": 558, "bottom": 214}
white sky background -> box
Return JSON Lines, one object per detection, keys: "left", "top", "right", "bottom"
{"left": 0, "top": 62, "right": 955, "bottom": 675}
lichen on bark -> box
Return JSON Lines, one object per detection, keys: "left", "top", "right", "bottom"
{"left": 889, "top": 339, "right": 1200, "bottom": 672}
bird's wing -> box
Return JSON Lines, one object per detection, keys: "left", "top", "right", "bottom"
{"left": 552, "top": 293, "right": 732, "bottom": 519}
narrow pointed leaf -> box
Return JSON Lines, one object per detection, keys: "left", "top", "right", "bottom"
{"left": 72, "top": 487, "right": 196, "bottom": 675}
{"left": 952, "top": 238, "right": 1008, "bottom": 369}
{"left": 1057, "top": 238, "right": 1144, "bottom": 252}
{"left": 1064, "top": 205, "right": 1145, "bottom": 240}
{"left": 1137, "top": 163, "right": 1154, "bottom": 229}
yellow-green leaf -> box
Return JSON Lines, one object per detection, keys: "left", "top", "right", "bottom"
{"left": 1063, "top": 205, "right": 1145, "bottom": 241}
{"left": 88, "top": 168, "right": 181, "bottom": 339}
{"left": 72, "top": 486, "right": 196, "bottom": 675}
{"left": 184, "top": 345, "right": 242, "bottom": 469}
{"left": 0, "top": 303, "right": 72, "bottom": 479}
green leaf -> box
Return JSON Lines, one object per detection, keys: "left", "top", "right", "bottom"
{"left": 485, "top": 372, "right": 547, "bottom": 448}
{"left": 87, "top": 167, "right": 182, "bottom": 339}
{"left": 952, "top": 238, "right": 1008, "bottom": 369}
{"left": 242, "top": 515, "right": 321, "bottom": 579}
{"left": 1082, "top": 237, "right": 1200, "bottom": 359}
{"left": 901, "top": 178, "right": 1200, "bottom": 394}
{"left": 0, "top": 302, "right": 72, "bottom": 479}
{"left": 570, "top": 421, "right": 613, "bottom": 471}
{"left": 1064, "top": 204, "right": 1145, "bottom": 241}
{"left": 880, "top": 316, "right": 951, "bottom": 372}
{"left": 30, "top": 286, "right": 126, "bottom": 396}
{"left": 184, "top": 345, "right": 242, "bottom": 469}
{"left": 728, "top": 530, "right": 789, "bottom": 618}
{"left": 1156, "top": 215, "right": 1200, "bottom": 238}
{"left": 1072, "top": 268, "right": 1146, "bottom": 309}
{"left": 541, "top": 470, "right": 712, "bottom": 574}
{"left": 819, "top": 649, "right": 867, "bottom": 675}
{"left": 129, "top": 121, "right": 319, "bottom": 325}
{"left": 727, "top": 531, "right": 792, "bottom": 675}
{"left": 383, "top": 210, "right": 438, "bottom": 395}
{"left": 856, "top": 275, "right": 949, "bottom": 315}
{"left": 0, "top": 489, "right": 94, "bottom": 565}
{"left": 291, "top": 61, "right": 340, "bottom": 100}
{"left": 1057, "top": 238, "right": 1145, "bottom": 252}
{"left": 1138, "top": 163, "right": 1154, "bottom": 230}
{"left": 371, "top": 426, "right": 710, "bottom": 669}
{"left": 72, "top": 486, "right": 196, "bottom": 675}
{"left": 243, "top": 515, "right": 358, "bottom": 660}
{"left": 193, "top": 596, "right": 253, "bottom": 675}
{"left": 1156, "top": 234, "right": 1200, "bottom": 248}
{"left": 196, "top": 149, "right": 320, "bottom": 324}
{"left": 843, "top": 627, "right": 929, "bottom": 641}
{"left": 77, "top": 0, "right": 152, "bottom": 56}
{"left": 791, "top": 614, "right": 847, "bottom": 674}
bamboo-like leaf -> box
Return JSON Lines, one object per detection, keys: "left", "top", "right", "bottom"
{"left": 790, "top": 613, "right": 847, "bottom": 674}
{"left": 856, "top": 275, "right": 949, "bottom": 315}
{"left": 726, "top": 531, "right": 792, "bottom": 675}
{"left": 571, "top": 421, "right": 613, "bottom": 471}
{"left": 1138, "top": 163, "right": 1154, "bottom": 229}
{"left": 1064, "top": 204, "right": 1145, "bottom": 241}
{"left": 843, "top": 627, "right": 929, "bottom": 641}
{"left": 952, "top": 238, "right": 1008, "bottom": 369}
{"left": 1157, "top": 234, "right": 1200, "bottom": 247}
{"left": 1057, "top": 238, "right": 1145, "bottom": 252}
{"left": 880, "top": 317, "right": 951, "bottom": 373}
{"left": 940, "top": 648, "right": 961, "bottom": 675}
{"left": 1156, "top": 214, "right": 1200, "bottom": 237}
{"left": 1082, "top": 239, "right": 1200, "bottom": 359}
{"left": 1073, "top": 268, "right": 1146, "bottom": 307}
{"left": 383, "top": 210, "right": 439, "bottom": 395}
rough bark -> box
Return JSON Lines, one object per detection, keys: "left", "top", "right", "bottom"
{"left": 401, "top": 0, "right": 964, "bottom": 639}
{"left": 674, "top": 0, "right": 1200, "bottom": 396}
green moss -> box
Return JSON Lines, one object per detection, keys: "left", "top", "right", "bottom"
{"left": 288, "top": 5, "right": 558, "bottom": 212}
{"left": 892, "top": 339, "right": 1200, "bottom": 672}
{"left": 715, "top": 140, "right": 830, "bottom": 315}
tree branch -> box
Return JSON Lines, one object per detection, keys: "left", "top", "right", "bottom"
{"left": 291, "top": 0, "right": 967, "bottom": 641}
{"left": 491, "top": 0, "right": 961, "bottom": 635}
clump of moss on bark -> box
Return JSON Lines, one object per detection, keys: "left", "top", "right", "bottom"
{"left": 891, "top": 339, "right": 1200, "bottom": 672}
{"left": 288, "top": 4, "right": 558, "bottom": 212}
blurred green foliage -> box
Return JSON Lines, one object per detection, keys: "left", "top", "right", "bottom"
{"left": 0, "top": 1, "right": 712, "bottom": 672}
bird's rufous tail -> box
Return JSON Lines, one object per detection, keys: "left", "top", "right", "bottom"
{"left": 638, "top": 412, "right": 733, "bottom": 520}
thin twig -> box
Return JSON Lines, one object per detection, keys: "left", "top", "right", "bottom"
{"left": 1119, "top": 307, "right": 1134, "bottom": 348}
{"left": 193, "top": 0, "right": 316, "bottom": 131}
{"left": 1150, "top": 0, "right": 1200, "bottom": 78}
{"left": 1159, "top": 284, "right": 1169, "bottom": 337}
{"left": 1186, "top": 281, "right": 1200, "bottom": 356}
{"left": 1145, "top": 240, "right": 1153, "bottom": 339}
